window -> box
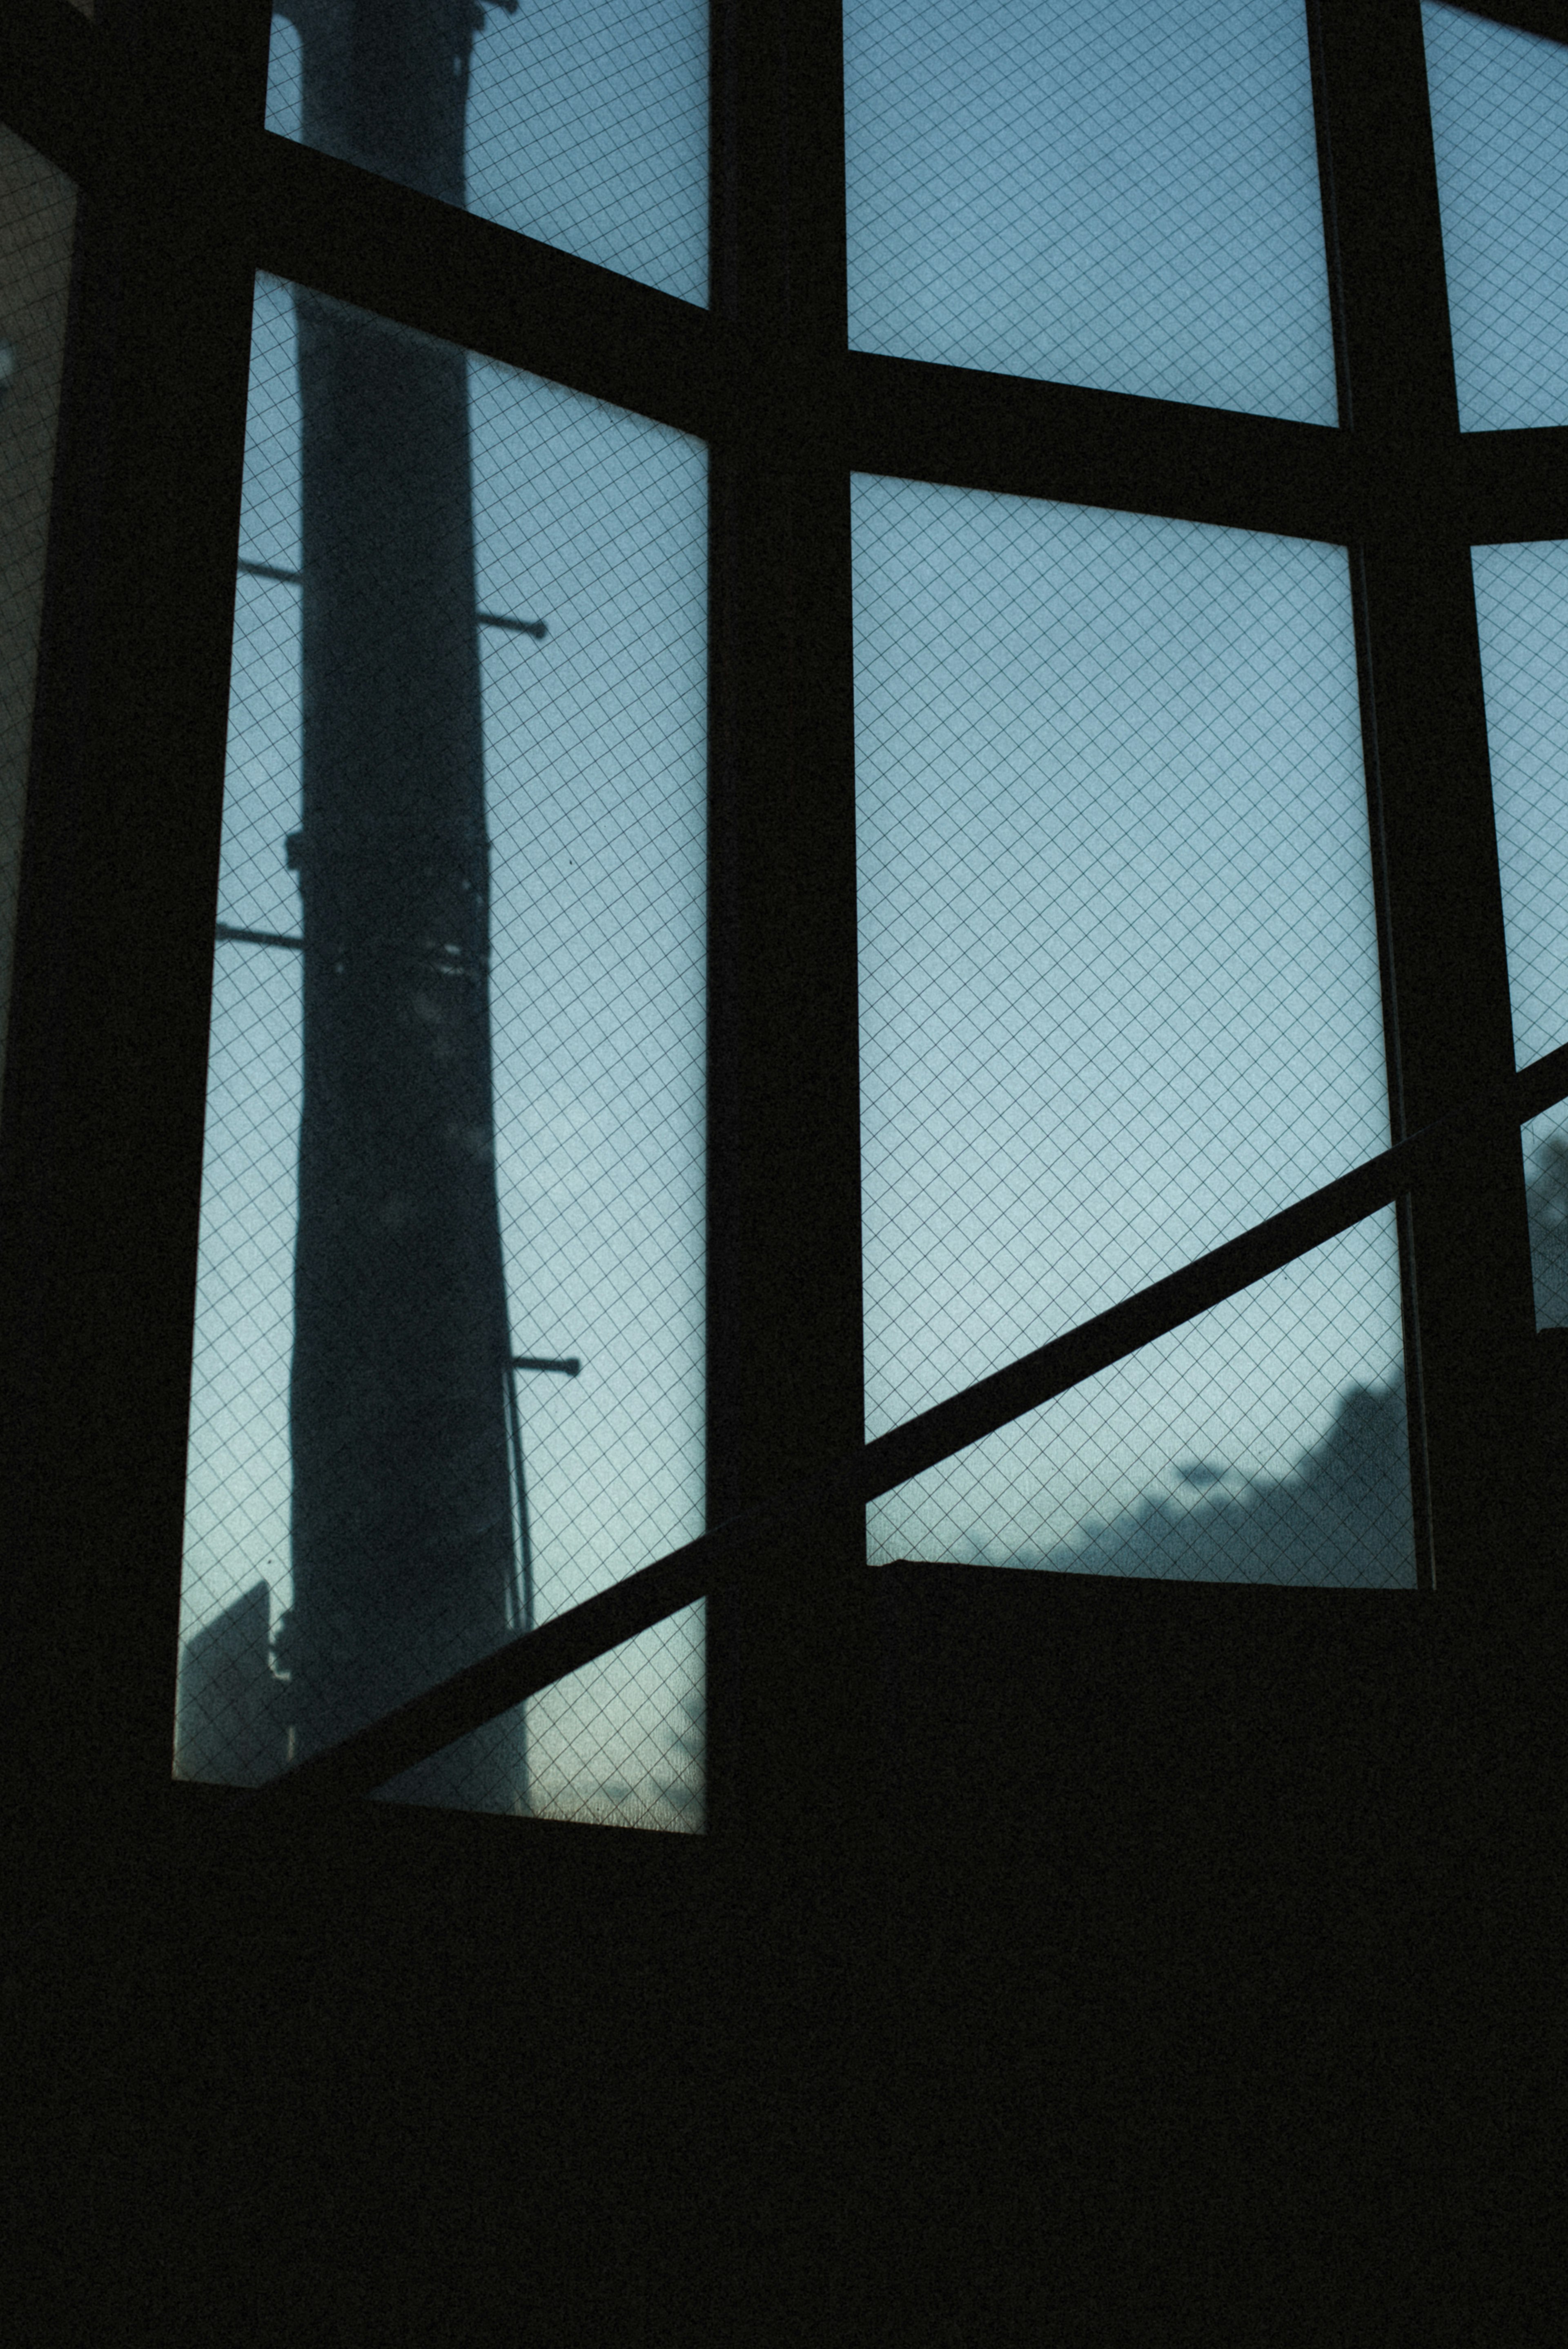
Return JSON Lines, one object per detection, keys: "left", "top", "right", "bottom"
{"left": 3, "top": 1, "right": 1564, "bottom": 1856}
{"left": 183, "top": 278, "right": 708, "bottom": 1825}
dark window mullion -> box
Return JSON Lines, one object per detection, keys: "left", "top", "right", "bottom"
{"left": 0, "top": 16, "right": 263, "bottom": 1805}
{"left": 704, "top": 0, "right": 873, "bottom": 1870}
{"left": 1312, "top": 0, "right": 1539, "bottom": 1589}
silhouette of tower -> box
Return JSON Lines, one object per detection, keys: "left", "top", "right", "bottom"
{"left": 270, "top": 0, "right": 525, "bottom": 1805}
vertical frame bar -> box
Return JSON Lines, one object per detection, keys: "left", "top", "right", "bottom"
{"left": 705, "top": 0, "right": 875, "bottom": 1865}
{"left": 702, "top": 17, "right": 885, "bottom": 2289}
{"left": 0, "top": 4, "right": 263, "bottom": 1813}
{"left": 1310, "top": 0, "right": 1541, "bottom": 1590}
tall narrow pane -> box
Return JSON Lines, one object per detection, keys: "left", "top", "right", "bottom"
{"left": 1472, "top": 540, "right": 1568, "bottom": 1331}
{"left": 177, "top": 277, "right": 706, "bottom": 1830}
{"left": 844, "top": 0, "right": 1336, "bottom": 421}
{"left": 1472, "top": 542, "right": 1568, "bottom": 1073}
{"left": 266, "top": 2, "right": 707, "bottom": 308}
{"left": 1423, "top": 2, "right": 1568, "bottom": 433}
{"left": 0, "top": 129, "right": 77, "bottom": 1104}
{"left": 856, "top": 478, "right": 1409, "bottom": 1581}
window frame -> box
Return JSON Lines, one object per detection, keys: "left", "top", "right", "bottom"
{"left": 1, "top": 0, "right": 1562, "bottom": 1870}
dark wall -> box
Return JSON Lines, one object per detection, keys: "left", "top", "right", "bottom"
{"left": 10, "top": 1565, "right": 1565, "bottom": 2345}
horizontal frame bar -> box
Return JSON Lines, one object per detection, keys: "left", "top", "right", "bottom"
{"left": 8, "top": 0, "right": 1568, "bottom": 555}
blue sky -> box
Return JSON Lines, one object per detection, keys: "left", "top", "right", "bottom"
{"left": 1423, "top": 1, "right": 1568, "bottom": 433}
{"left": 1425, "top": 0, "right": 1568, "bottom": 1276}
{"left": 853, "top": 478, "right": 1404, "bottom": 1566}
{"left": 844, "top": 0, "right": 1337, "bottom": 421}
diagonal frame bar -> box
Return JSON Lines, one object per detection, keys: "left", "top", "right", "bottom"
{"left": 217, "top": 1037, "right": 1568, "bottom": 1825}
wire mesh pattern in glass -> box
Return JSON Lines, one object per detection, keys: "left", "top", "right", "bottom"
{"left": 878, "top": 1217, "right": 1414, "bottom": 1585}
{"left": 0, "top": 128, "right": 77, "bottom": 1092}
{"left": 1472, "top": 538, "right": 1568, "bottom": 1332}
{"left": 265, "top": 2, "right": 707, "bottom": 308}
{"left": 176, "top": 276, "right": 706, "bottom": 1830}
{"left": 842, "top": 0, "right": 1336, "bottom": 421}
{"left": 1522, "top": 1112, "right": 1568, "bottom": 1335}
{"left": 855, "top": 475, "right": 1409, "bottom": 1583}
{"left": 1473, "top": 541, "right": 1568, "bottom": 1072}
{"left": 1423, "top": 2, "right": 1568, "bottom": 433}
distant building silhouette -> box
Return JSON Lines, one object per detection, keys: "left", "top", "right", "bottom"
{"left": 984, "top": 1373, "right": 1417, "bottom": 1587}
{"left": 955, "top": 1128, "right": 1568, "bottom": 1588}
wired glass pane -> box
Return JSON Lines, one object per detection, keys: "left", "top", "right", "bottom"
{"left": 1472, "top": 539, "right": 1568, "bottom": 1330}
{"left": 1423, "top": 1, "right": 1568, "bottom": 433}
{"left": 877, "top": 1217, "right": 1413, "bottom": 1585}
{"left": 266, "top": 1, "right": 707, "bottom": 308}
{"left": 844, "top": 0, "right": 1337, "bottom": 421}
{"left": 177, "top": 276, "right": 706, "bottom": 1829}
{"left": 856, "top": 477, "right": 1412, "bottom": 1582}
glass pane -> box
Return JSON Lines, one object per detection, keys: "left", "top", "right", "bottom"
{"left": 266, "top": 2, "right": 707, "bottom": 308}
{"left": 177, "top": 276, "right": 706, "bottom": 1829}
{"left": 1471, "top": 540, "right": 1568, "bottom": 1329}
{"left": 1472, "top": 541, "right": 1568, "bottom": 1072}
{"left": 1523, "top": 1111, "right": 1568, "bottom": 1332}
{"left": 1423, "top": 1, "right": 1568, "bottom": 432}
{"left": 843, "top": 0, "right": 1336, "bottom": 422}
{"left": 0, "top": 129, "right": 77, "bottom": 1108}
{"left": 855, "top": 476, "right": 1406, "bottom": 1581}
{"left": 878, "top": 1218, "right": 1414, "bottom": 1587}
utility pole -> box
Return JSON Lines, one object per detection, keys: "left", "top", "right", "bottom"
{"left": 269, "top": 0, "right": 526, "bottom": 1806}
